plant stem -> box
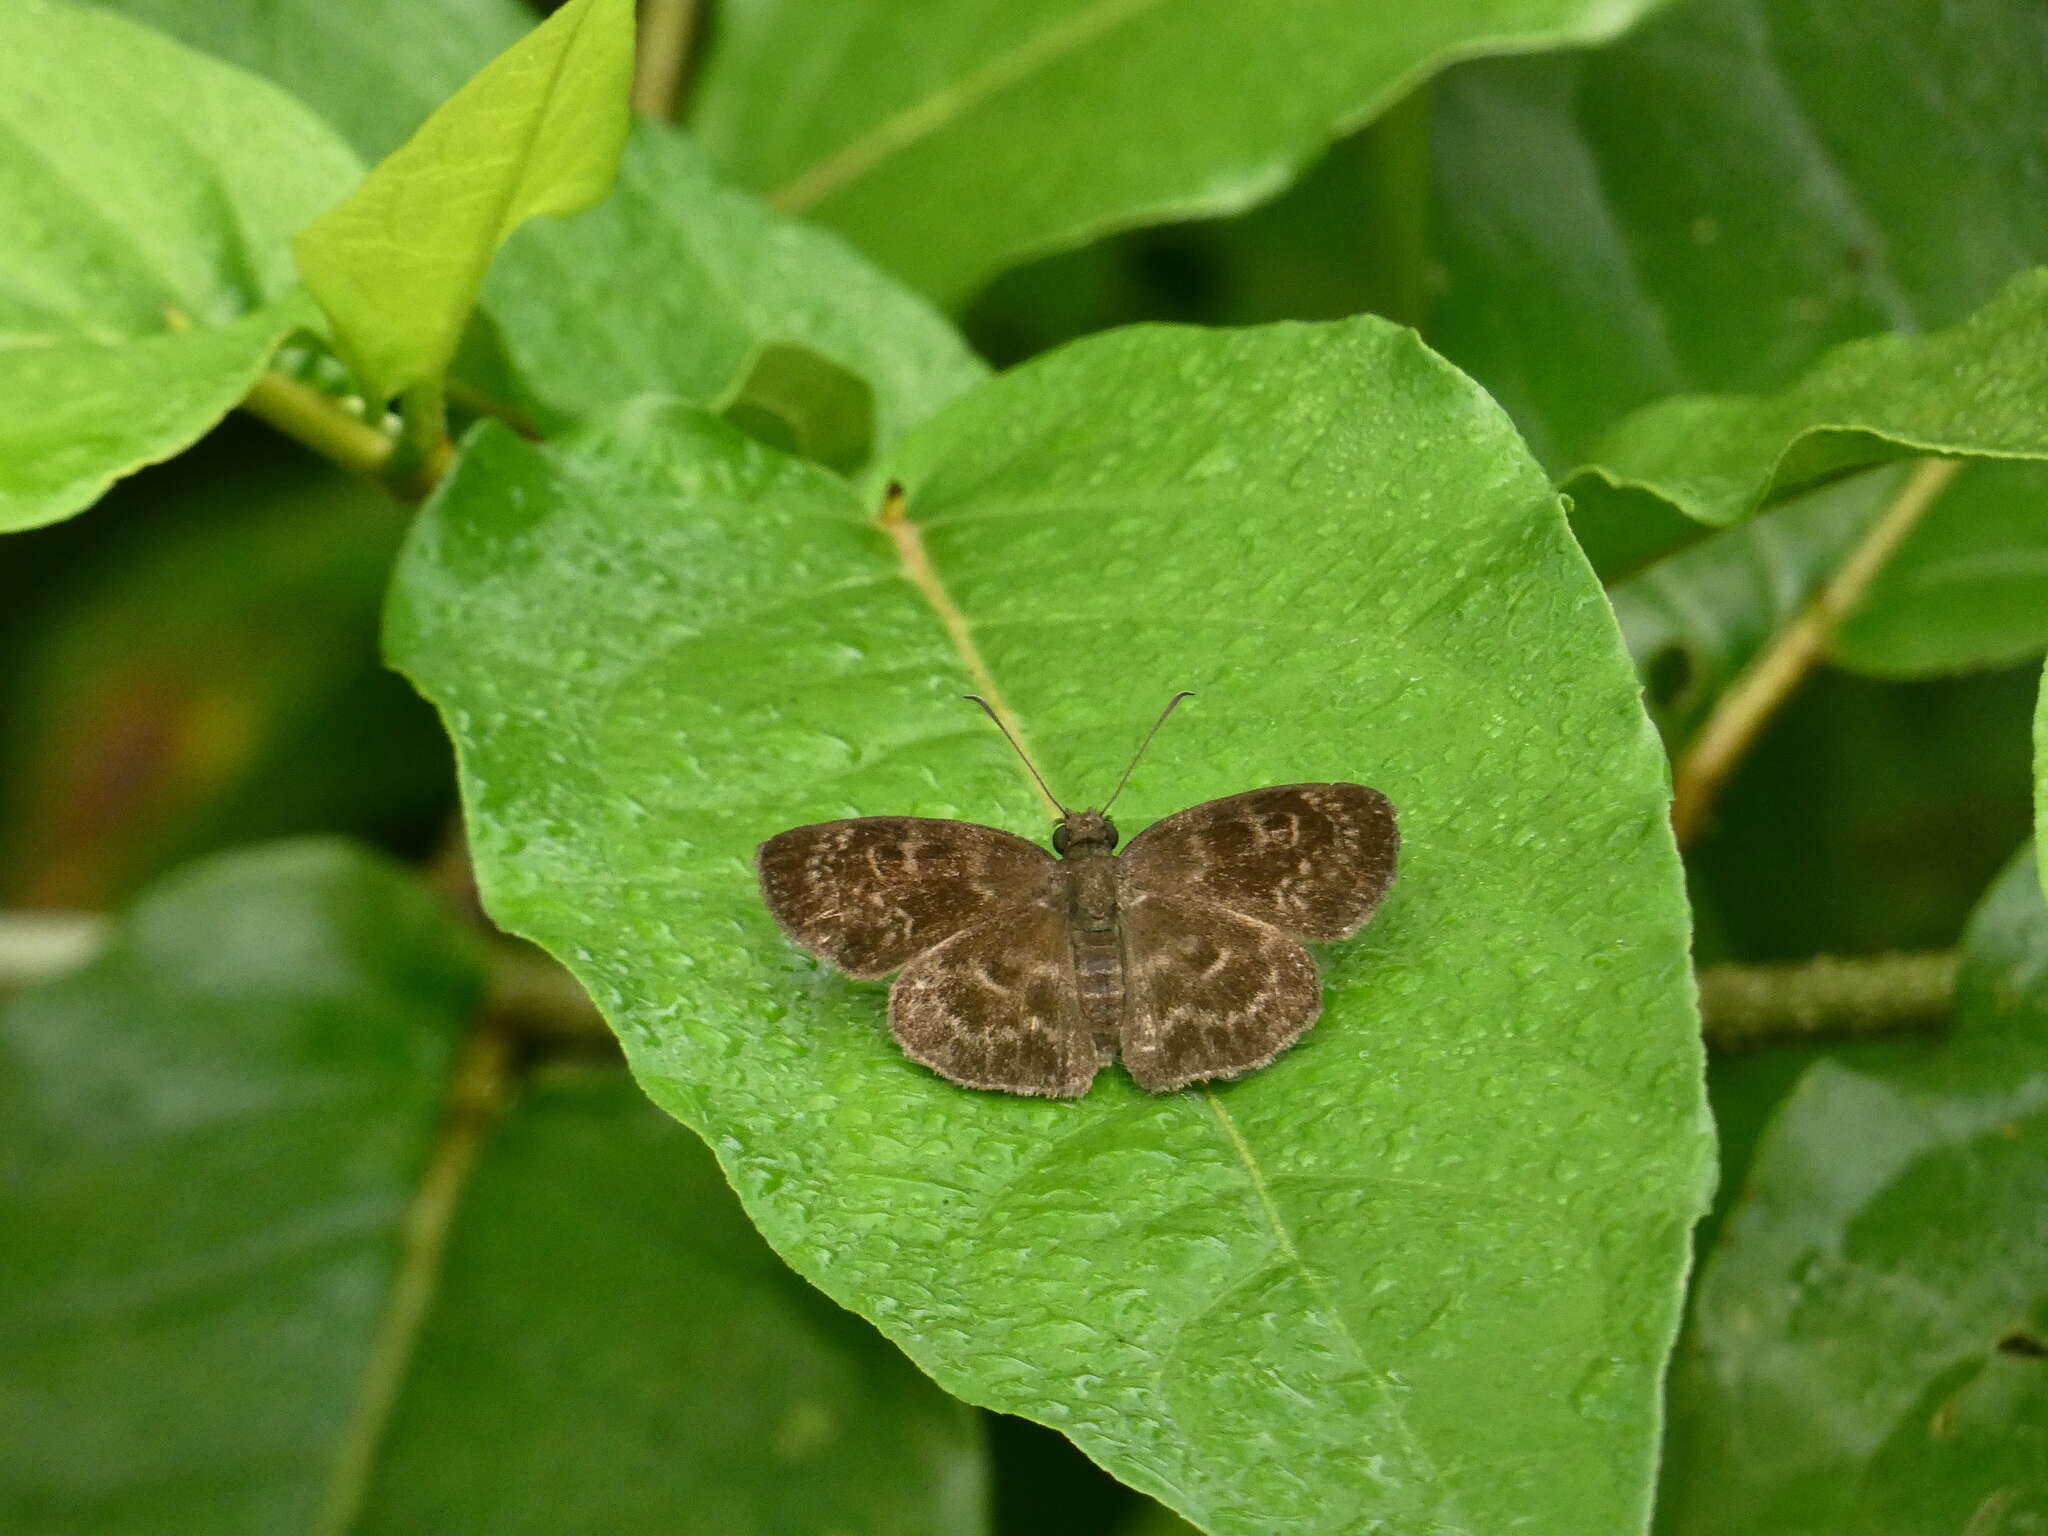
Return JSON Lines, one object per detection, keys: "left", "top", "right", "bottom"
{"left": 632, "top": 0, "right": 699, "bottom": 119}
{"left": 313, "top": 1026, "right": 512, "bottom": 1536}
{"left": 239, "top": 368, "right": 395, "bottom": 480}
{"left": 1669, "top": 457, "right": 1962, "bottom": 846}
{"left": 1698, "top": 950, "right": 1956, "bottom": 1050}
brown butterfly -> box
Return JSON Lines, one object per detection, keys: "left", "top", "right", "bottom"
{"left": 757, "top": 696, "right": 1399, "bottom": 1097}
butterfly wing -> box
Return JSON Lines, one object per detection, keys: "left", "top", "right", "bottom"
{"left": 1118, "top": 783, "right": 1398, "bottom": 942}
{"left": 1117, "top": 892, "right": 1322, "bottom": 1091}
{"left": 890, "top": 904, "right": 1100, "bottom": 1098}
{"left": 757, "top": 817, "right": 1058, "bottom": 978}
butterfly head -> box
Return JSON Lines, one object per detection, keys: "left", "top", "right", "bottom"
{"left": 1052, "top": 809, "right": 1118, "bottom": 856}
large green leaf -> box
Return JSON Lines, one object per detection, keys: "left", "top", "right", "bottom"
{"left": 294, "top": 0, "right": 633, "bottom": 408}
{"left": 355, "top": 1066, "right": 987, "bottom": 1536}
{"left": 89, "top": 0, "right": 532, "bottom": 162}
{"left": 1427, "top": 0, "right": 2048, "bottom": 476}
{"left": 0, "top": 0, "right": 360, "bottom": 531}
{"left": 0, "top": 841, "right": 985, "bottom": 1534}
{"left": 484, "top": 120, "right": 988, "bottom": 450}
{"left": 1564, "top": 268, "right": 2048, "bottom": 539}
{"left": 388, "top": 317, "right": 1715, "bottom": 1533}
{"left": 1660, "top": 849, "right": 2048, "bottom": 1533}
{"left": 0, "top": 841, "right": 480, "bottom": 1534}
{"left": 689, "top": 0, "right": 1676, "bottom": 306}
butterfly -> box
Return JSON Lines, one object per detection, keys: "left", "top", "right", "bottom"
{"left": 757, "top": 695, "right": 1399, "bottom": 1097}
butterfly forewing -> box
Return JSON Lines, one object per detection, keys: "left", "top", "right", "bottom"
{"left": 891, "top": 904, "right": 1100, "bottom": 1098}
{"left": 1118, "top": 892, "right": 1322, "bottom": 1092}
{"left": 757, "top": 817, "right": 1058, "bottom": 978}
{"left": 1119, "top": 783, "right": 1398, "bottom": 941}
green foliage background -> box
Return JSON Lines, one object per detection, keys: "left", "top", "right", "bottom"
{"left": 2, "top": 1, "right": 2042, "bottom": 1533}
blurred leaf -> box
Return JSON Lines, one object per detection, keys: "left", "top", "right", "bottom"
{"left": 356, "top": 1067, "right": 987, "bottom": 1536}
{"left": 389, "top": 319, "right": 1714, "bottom": 1534}
{"left": 294, "top": 0, "right": 633, "bottom": 407}
{"left": 718, "top": 344, "right": 875, "bottom": 474}
{"left": 2037, "top": 668, "right": 2047, "bottom": 896}
{"left": 1660, "top": 849, "right": 2048, "bottom": 1533}
{"left": 0, "top": 422, "right": 451, "bottom": 909}
{"left": 0, "top": 0, "right": 360, "bottom": 530}
{"left": 0, "top": 843, "right": 987, "bottom": 1534}
{"left": 484, "top": 120, "right": 987, "bottom": 449}
{"left": 689, "top": 0, "right": 1678, "bottom": 305}
{"left": 1833, "top": 460, "right": 2048, "bottom": 677}
{"left": 1428, "top": 0, "right": 2048, "bottom": 476}
{"left": 0, "top": 840, "right": 482, "bottom": 1535}
{"left": 1688, "top": 665, "right": 2037, "bottom": 963}
{"left": 1564, "top": 268, "right": 2048, "bottom": 540}
{"left": 1617, "top": 459, "right": 2048, "bottom": 711}
{"left": 89, "top": 0, "right": 532, "bottom": 161}
{"left": 1612, "top": 468, "right": 1898, "bottom": 747}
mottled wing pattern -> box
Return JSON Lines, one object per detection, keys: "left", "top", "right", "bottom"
{"left": 1117, "top": 893, "right": 1322, "bottom": 1091}
{"left": 1119, "top": 783, "right": 1399, "bottom": 940}
{"left": 756, "top": 817, "right": 1057, "bottom": 978}
{"left": 890, "top": 904, "right": 1099, "bottom": 1098}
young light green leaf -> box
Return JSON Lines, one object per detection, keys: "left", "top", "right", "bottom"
{"left": 0, "top": 840, "right": 482, "bottom": 1534}
{"left": 388, "top": 318, "right": 1715, "bottom": 1534}
{"left": 88, "top": 0, "right": 531, "bottom": 161}
{"left": 483, "top": 120, "right": 987, "bottom": 449}
{"left": 1565, "top": 267, "right": 2048, "bottom": 539}
{"left": 1428, "top": 0, "right": 2048, "bottom": 478}
{"left": 0, "top": 842, "right": 985, "bottom": 1534}
{"left": 0, "top": 0, "right": 361, "bottom": 531}
{"left": 293, "top": 0, "right": 633, "bottom": 408}
{"left": 689, "top": 0, "right": 1676, "bottom": 305}
{"left": 1661, "top": 849, "right": 2048, "bottom": 1533}
{"left": 353, "top": 1068, "right": 987, "bottom": 1536}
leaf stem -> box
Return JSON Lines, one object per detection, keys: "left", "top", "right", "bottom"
{"left": 1698, "top": 950, "right": 1956, "bottom": 1050}
{"left": 1669, "top": 457, "right": 1962, "bottom": 846}
{"left": 631, "top": 0, "right": 699, "bottom": 119}
{"left": 239, "top": 367, "right": 396, "bottom": 481}
{"left": 312, "top": 1024, "right": 512, "bottom": 1536}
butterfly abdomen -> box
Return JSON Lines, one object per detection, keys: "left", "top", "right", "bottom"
{"left": 1062, "top": 850, "right": 1124, "bottom": 1059}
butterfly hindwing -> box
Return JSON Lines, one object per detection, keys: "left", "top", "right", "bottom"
{"left": 890, "top": 903, "right": 1100, "bottom": 1098}
{"left": 1118, "top": 783, "right": 1398, "bottom": 942}
{"left": 757, "top": 817, "right": 1058, "bottom": 979}
{"left": 1118, "top": 891, "right": 1322, "bottom": 1091}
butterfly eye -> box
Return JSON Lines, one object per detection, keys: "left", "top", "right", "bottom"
{"left": 1052, "top": 823, "right": 1071, "bottom": 855}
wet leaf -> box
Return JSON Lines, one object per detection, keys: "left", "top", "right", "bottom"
{"left": 0, "top": 0, "right": 359, "bottom": 529}
{"left": 389, "top": 317, "right": 1714, "bottom": 1533}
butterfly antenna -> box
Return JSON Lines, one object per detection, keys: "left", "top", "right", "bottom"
{"left": 963, "top": 695, "right": 1069, "bottom": 815}
{"left": 1102, "top": 691, "right": 1194, "bottom": 813}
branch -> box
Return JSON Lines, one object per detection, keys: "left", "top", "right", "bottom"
{"left": 1697, "top": 950, "right": 1956, "bottom": 1051}
{"left": 238, "top": 367, "right": 398, "bottom": 481}
{"left": 632, "top": 0, "right": 700, "bottom": 120}
{"left": 1669, "top": 457, "right": 1963, "bottom": 847}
